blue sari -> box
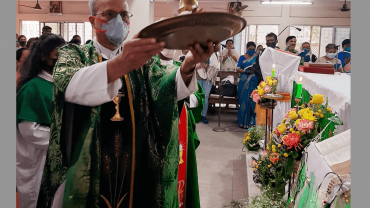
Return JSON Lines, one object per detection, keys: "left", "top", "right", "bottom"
{"left": 237, "top": 55, "right": 258, "bottom": 128}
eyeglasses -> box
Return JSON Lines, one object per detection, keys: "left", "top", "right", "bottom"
{"left": 94, "top": 10, "right": 133, "bottom": 21}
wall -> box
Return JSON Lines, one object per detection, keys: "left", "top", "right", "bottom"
{"left": 154, "top": 1, "right": 351, "bottom": 48}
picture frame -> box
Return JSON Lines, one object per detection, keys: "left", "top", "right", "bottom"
{"left": 50, "top": 1, "right": 62, "bottom": 14}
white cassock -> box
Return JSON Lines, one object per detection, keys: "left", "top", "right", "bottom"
{"left": 259, "top": 47, "right": 300, "bottom": 128}
{"left": 50, "top": 38, "right": 198, "bottom": 208}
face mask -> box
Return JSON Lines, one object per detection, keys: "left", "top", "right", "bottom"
{"left": 247, "top": 50, "right": 255, "bottom": 56}
{"left": 266, "top": 42, "right": 276, "bottom": 48}
{"left": 93, "top": 14, "right": 129, "bottom": 46}
{"left": 19, "top": 41, "right": 26, "bottom": 47}
{"left": 327, "top": 53, "right": 336, "bottom": 59}
{"left": 161, "top": 48, "right": 176, "bottom": 59}
{"left": 47, "top": 58, "right": 58, "bottom": 72}
{"left": 344, "top": 47, "right": 351, "bottom": 52}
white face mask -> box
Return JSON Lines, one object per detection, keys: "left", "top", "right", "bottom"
{"left": 327, "top": 53, "right": 336, "bottom": 59}
{"left": 161, "top": 48, "right": 176, "bottom": 59}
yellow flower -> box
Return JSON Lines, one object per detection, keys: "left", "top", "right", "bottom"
{"left": 315, "top": 112, "right": 319, "bottom": 116}
{"left": 309, "top": 100, "right": 313, "bottom": 103}
{"left": 295, "top": 131, "right": 300, "bottom": 135}
{"left": 302, "top": 111, "right": 316, "bottom": 121}
{"left": 253, "top": 168, "right": 255, "bottom": 171}
{"left": 282, "top": 118, "right": 287, "bottom": 123}
{"left": 272, "top": 145, "right": 276, "bottom": 149}
{"left": 301, "top": 104, "right": 305, "bottom": 108}
{"left": 289, "top": 128, "right": 294, "bottom": 132}
{"left": 312, "top": 94, "right": 324, "bottom": 104}
{"left": 289, "top": 111, "right": 298, "bottom": 120}
{"left": 268, "top": 79, "right": 273, "bottom": 86}
{"left": 266, "top": 76, "right": 271, "bottom": 83}
{"left": 268, "top": 164, "right": 271, "bottom": 168}
{"left": 256, "top": 165, "right": 258, "bottom": 169}
{"left": 273, "top": 80, "right": 277, "bottom": 85}
{"left": 318, "top": 110, "right": 322, "bottom": 113}
{"left": 257, "top": 85, "right": 262, "bottom": 90}
{"left": 277, "top": 123, "right": 287, "bottom": 134}
{"left": 327, "top": 107, "right": 331, "bottom": 111}
{"left": 278, "top": 144, "right": 281, "bottom": 148}
{"left": 320, "top": 114, "right": 324, "bottom": 118}
{"left": 284, "top": 153, "right": 288, "bottom": 157}
{"left": 295, "top": 119, "right": 301, "bottom": 127}
{"left": 258, "top": 89, "right": 264, "bottom": 95}
{"left": 260, "top": 81, "right": 267, "bottom": 88}
{"left": 267, "top": 146, "right": 270, "bottom": 150}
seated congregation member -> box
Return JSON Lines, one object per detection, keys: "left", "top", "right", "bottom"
{"left": 236, "top": 41, "right": 258, "bottom": 128}
{"left": 221, "top": 39, "right": 240, "bottom": 71}
{"left": 316, "top": 43, "right": 343, "bottom": 72}
{"left": 16, "top": 33, "right": 65, "bottom": 208}
{"left": 16, "top": 48, "right": 30, "bottom": 89}
{"left": 196, "top": 52, "right": 219, "bottom": 124}
{"left": 338, "top": 39, "right": 351, "bottom": 69}
{"left": 300, "top": 42, "right": 317, "bottom": 63}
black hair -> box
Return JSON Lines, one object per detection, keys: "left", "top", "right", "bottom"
{"left": 69, "top": 38, "right": 81, "bottom": 45}
{"left": 266, "top": 32, "right": 277, "bottom": 41}
{"left": 286, "top": 36, "right": 296, "bottom": 43}
{"left": 86, "top": 39, "right": 92, "bottom": 44}
{"left": 226, "top": 39, "right": 234, "bottom": 44}
{"left": 18, "top": 35, "right": 26, "bottom": 42}
{"left": 42, "top": 26, "right": 52, "bottom": 33}
{"left": 342, "top": 39, "right": 350, "bottom": 47}
{"left": 246, "top": 41, "right": 256, "bottom": 49}
{"left": 326, "top": 44, "right": 337, "bottom": 51}
{"left": 73, "top": 35, "right": 81, "bottom": 39}
{"left": 16, "top": 48, "right": 28, "bottom": 61}
{"left": 17, "top": 33, "right": 65, "bottom": 92}
{"left": 26, "top": 37, "right": 39, "bottom": 49}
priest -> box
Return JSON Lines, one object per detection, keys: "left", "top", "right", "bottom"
{"left": 37, "top": 0, "right": 219, "bottom": 208}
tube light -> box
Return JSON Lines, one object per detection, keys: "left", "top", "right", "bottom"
{"left": 261, "top": 1, "right": 313, "bottom": 5}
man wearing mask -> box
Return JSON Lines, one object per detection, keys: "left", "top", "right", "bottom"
{"left": 221, "top": 39, "right": 240, "bottom": 71}
{"left": 37, "top": 0, "right": 219, "bottom": 208}
{"left": 17, "top": 35, "right": 27, "bottom": 50}
{"left": 253, "top": 32, "right": 279, "bottom": 84}
{"left": 300, "top": 42, "right": 317, "bottom": 63}
{"left": 41, "top": 26, "right": 52, "bottom": 35}
{"left": 337, "top": 39, "right": 351, "bottom": 68}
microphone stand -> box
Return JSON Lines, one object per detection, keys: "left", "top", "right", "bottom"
{"left": 213, "top": 45, "right": 226, "bottom": 132}
{"left": 278, "top": 26, "right": 301, "bottom": 37}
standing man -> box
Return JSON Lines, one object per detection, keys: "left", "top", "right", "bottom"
{"left": 337, "top": 39, "right": 351, "bottom": 68}
{"left": 285, "top": 36, "right": 306, "bottom": 65}
{"left": 221, "top": 39, "right": 239, "bottom": 71}
{"left": 37, "top": 0, "right": 219, "bottom": 208}
{"left": 253, "top": 32, "right": 279, "bottom": 84}
{"left": 17, "top": 35, "right": 27, "bottom": 50}
{"left": 72, "top": 35, "right": 81, "bottom": 43}
{"left": 41, "top": 26, "right": 52, "bottom": 35}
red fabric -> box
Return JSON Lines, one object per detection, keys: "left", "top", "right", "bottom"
{"left": 16, "top": 192, "right": 19, "bottom": 208}
{"left": 177, "top": 105, "right": 188, "bottom": 208}
{"left": 299, "top": 66, "right": 335, "bottom": 74}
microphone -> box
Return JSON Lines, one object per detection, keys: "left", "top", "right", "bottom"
{"left": 221, "top": 44, "right": 226, "bottom": 48}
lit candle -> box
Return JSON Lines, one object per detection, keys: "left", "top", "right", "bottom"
{"left": 272, "top": 64, "right": 276, "bottom": 78}
{"left": 296, "top": 77, "right": 303, "bottom": 98}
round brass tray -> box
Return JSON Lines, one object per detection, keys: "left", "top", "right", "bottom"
{"left": 138, "top": 12, "right": 247, "bottom": 50}
{"left": 262, "top": 94, "right": 284, "bottom": 100}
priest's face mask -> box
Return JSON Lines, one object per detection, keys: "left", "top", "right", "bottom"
{"left": 90, "top": 0, "right": 131, "bottom": 46}
{"left": 161, "top": 48, "right": 176, "bottom": 60}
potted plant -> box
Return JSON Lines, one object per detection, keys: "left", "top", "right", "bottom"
{"left": 243, "top": 126, "right": 264, "bottom": 151}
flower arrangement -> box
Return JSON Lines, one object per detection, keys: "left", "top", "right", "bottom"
{"left": 243, "top": 126, "right": 265, "bottom": 151}
{"left": 251, "top": 93, "right": 343, "bottom": 200}
{"left": 251, "top": 76, "right": 279, "bottom": 110}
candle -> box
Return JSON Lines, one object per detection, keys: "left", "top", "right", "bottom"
{"left": 296, "top": 77, "right": 303, "bottom": 98}
{"left": 272, "top": 64, "right": 276, "bottom": 78}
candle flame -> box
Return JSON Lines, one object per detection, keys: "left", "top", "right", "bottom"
{"left": 272, "top": 64, "right": 276, "bottom": 68}
{"left": 299, "top": 77, "right": 303, "bottom": 82}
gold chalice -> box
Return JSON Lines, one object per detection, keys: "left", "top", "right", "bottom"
{"left": 111, "top": 92, "right": 124, "bottom": 122}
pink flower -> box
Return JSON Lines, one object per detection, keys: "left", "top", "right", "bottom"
{"left": 264, "top": 85, "right": 271, "bottom": 93}
{"left": 250, "top": 90, "right": 257, "bottom": 98}
{"left": 282, "top": 133, "right": 303, "bottom": 151}
{"left": 250, "top": 160, "right": 257, "bottom": 167}
{"left": 296, "top": 119, "right": 314, "bottom": 132}
{"left": 262, "top": 150, "right": 268, "bottom": 157}
{"left": 253, "top": 93, "right": 261, "bottom": 103}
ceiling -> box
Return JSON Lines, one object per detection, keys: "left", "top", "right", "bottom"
{"left": 16, "top": 0, "right": 351, "bottom": 1}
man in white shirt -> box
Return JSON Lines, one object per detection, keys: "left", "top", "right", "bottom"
{"left": 221, "top": 39, "right": 240, "bottom": 71}
{"left": 37, "top": 0, "right": 219, "bottom": 207}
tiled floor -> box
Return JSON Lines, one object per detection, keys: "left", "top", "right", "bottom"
{"left": 195, "top": 110, "right": 249, "bottom": 208}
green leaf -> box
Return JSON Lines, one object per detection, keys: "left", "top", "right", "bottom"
{"left": 328, "top": 116, "right": 343, "bottom": 125}
{"left": 285, "top": 158, "right": 293, "bottom": 174}
{"left": 292, "top": 151, "right": 299, "bottom": 159}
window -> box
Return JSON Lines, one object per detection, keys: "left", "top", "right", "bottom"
{"left": 248, "top": 25, "right": 279, "bottom": 48}
{"left": 41, "top": 23, "right": 61, "bottom": 35}
{"left": 21, "top": 21, "right": 40, "bottom": 39}
{"left": 290, "top": 26, "right": 350, "bottom": 57}
{"left": 67, "top": 22, "right": 92, "bottom": 44}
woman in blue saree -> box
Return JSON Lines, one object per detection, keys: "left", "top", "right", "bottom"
{"left": 236, "top": 42, "right": 259, "bottom": 128}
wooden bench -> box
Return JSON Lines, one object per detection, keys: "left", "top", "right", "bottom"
{"left": 208, "top": 71, "right": 240, "bottom": 112}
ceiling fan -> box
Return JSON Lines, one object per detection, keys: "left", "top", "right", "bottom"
{"left": 19, "top": 0, "right": 42, "bottom": 10}
{"left": 212, "top": 0, "right": 254, "bottom": 14}
{"left": 340, "top": 0, "right": 350, "bottom": 12}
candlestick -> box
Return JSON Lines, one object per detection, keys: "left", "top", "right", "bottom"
{"left": 272, "top": 64, "right": 276, "bottom": 78}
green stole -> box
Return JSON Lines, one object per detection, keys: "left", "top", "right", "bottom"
{"left": 37, "top": 42, "right": 202, "bottom": 208}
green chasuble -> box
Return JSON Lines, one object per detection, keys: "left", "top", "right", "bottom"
{"left": 37, "top": 42, "right": 202, "bottom": 208}
{"left": 16, "top": 77, "right": 53, "bottom": 125}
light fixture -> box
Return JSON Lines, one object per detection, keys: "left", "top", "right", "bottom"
{"left": 261, "top": 1, "right": 313, "bottom": 5}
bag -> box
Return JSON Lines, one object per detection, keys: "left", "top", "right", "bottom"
{"left": 221, "top": 83, "right": 237, "bottom": 97}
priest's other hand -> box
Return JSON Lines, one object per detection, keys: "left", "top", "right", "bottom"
{"left": 107, "top": 33, "right": 165, "bottom": 83}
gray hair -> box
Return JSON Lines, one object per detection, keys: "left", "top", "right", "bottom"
{"left": 326, "top": 44, "right": 337, "bottom": 52}
{"left": 88, "top": 0, "right": 129, "bottom": 16}
{"left": 89, "top": 0, "right": 97, "bottom": 16}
